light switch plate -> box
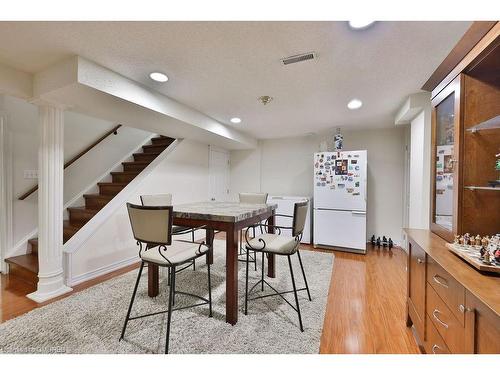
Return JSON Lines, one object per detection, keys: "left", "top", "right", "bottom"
{"left": 23, "top": 170, "right": 38, "bottom": 179}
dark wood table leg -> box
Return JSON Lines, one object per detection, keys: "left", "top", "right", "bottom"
{"left": 226, "top": 225, "right": 238, "bottom": 325}
{"left": 267, "top": 210, "right": 276, "bottom": 278}
{"left": 148, "top": 263, "right": 159, "bottom": 297}
{"left": 206, "top": 228, "right": 214, "bottom": 265}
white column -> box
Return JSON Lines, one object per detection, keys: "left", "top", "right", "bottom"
{"left": 27, "top": 105, "right": 72, "bottom": 302}
{"left": 0, "top": 106, "right": 8, "bottom": 273}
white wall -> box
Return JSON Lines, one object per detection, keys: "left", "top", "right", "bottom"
{"left": 230, "top": 127, "right": 407, "bottom": 244}
{"left": 67, "top": 139, "right": 209, "bottom": 284}
{"left": 3, "top": 95, "right": 152, "bottom": 253}
{"left": 409, "top": 110, "right": 431, "bottom": 229}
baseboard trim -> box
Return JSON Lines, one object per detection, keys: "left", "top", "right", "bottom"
{"left": 67, "top": 255, "right": 140, "bottom": 287}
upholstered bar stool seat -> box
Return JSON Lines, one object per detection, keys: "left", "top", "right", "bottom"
{"left": 141, "top": 240, "right": 209, "bottom": 266}
{"left": 247, "top": 234, "right": 298, "bottom": 255}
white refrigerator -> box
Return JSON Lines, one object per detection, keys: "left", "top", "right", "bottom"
{"left": 313, "top": 150, "right": 367, "bottom": 254}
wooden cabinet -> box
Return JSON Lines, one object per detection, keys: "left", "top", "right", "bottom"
{"left": 431, "top": 75, "right": 463, "bottom": 242}
{"left": 405, "top": 229, "right": 500, "bottom": 354}
{"left": 464, "top": 291, "right": 500, "bottom": 354}
{"left": 407, "top": 239, "right": 427, "bottom": 340}
{"left": 430, "top": 23, "right": 500, "bottom": 241}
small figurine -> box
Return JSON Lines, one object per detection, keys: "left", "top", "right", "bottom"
{"left": 370, "top": 235, "right": 376, "bottom": 246}
{"left": 376, "top": 237, "right": 381, "bottom": 247}
{"left": 480, "top": 246, "right": 486, "bottom": 257}
{"left": 474, "top": 235, "right": 482, "bottom": 246}
{"left": 483, "top": 250, "right": 491, "bottom": 264}
{"left": 459, "top": 236, "right": 465, "bottom": 245}
{"left": 463, "top": 233, "right": 471, "bottom": 246}
{"left": 388, "top": 238, "right": 394, "bottom": 249}
{"left": 382, "top": 236, "right": 388, "bottom": 248}
{"left": 454, "top": 235, "right": 460, "bottom": 244}
{"left": 481, "top": 236, "right": 489, "bottom": 248}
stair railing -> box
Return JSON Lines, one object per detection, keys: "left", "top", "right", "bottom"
{"left": 18, "top": 124, "right": 122, "bottom": 200}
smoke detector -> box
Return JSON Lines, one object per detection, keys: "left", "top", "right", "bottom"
{"left": 281, "top": 52, "right": 317, "bottom": 66}
{"left": 258, "top": 96, "right": 274, "bottom": 105}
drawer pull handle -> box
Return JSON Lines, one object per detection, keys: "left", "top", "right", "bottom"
{"left": 432, "top": 344, "right": 442, "bottom": 354}
{"left": 459, "top": 304, "right": 471, "bottom": 313}
{"left": 432, "top": 274, "right": 449, "bottom": 288}
{"left": 432, "top": 309, "right": 449, "bottom": 329}
{"left": 417, "top": 258, "right": 424, "bottom": 264}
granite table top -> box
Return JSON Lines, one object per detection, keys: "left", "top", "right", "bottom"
{"left": 173, "top": 201, "right": 277, "bottom": 223}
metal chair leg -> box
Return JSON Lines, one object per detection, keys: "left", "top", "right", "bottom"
{"left": 192, "top": 259, "right": 196, "bottom": 271}
{"left": 165, "top": 266, "right": 175, "bottom": 354}
{"left": 167, "top": 268, "right": 171, "bottom": 286}
{"left": 261, "top": 252, "right": 265, "bottom": 291}
{"left": 120, "top": 261, "right": 145, "bottom": 340}
{"left": 244, "top": 246, "right": 250, "bottom": 315}
{"left": 288, "top": 255, "right": 304, "bottom": 332}
{"left": 171, "top": 267, "right": 176, "bottom": 306}
{"left": 207, "top": 258, "right": 213, "bottom": 317}
{"left": 296, "top": 250, "right": 312, "bottom": 301}
{"left": 254, "top": 251, "right": 257, "bottom": 271}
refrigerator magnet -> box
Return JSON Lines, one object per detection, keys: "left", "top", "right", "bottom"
{"left": 355, "top": 166, "right": 360, "bottom": 170}
{"left": 348, "top": 176, "right": 353, "bottom": 181}
{"left": 346, "top": 188, "right": 354, "bottom": 193}
{"left": 338, "top": 183, "right": 345, "bottom": 189}
{"left": 316, "top": 182, "right": 321, "bottom": 186}
{"left": 351, "top": 159, "right": 357, "bottom": 164}
{"left": 321, "top": 182, "right": 326, "bottom": 186}
{"left": 355, "top": 181, "right": 360, "bottom": 187}
{"left": 352, "top": 192, "right": 360, "bottom": 196}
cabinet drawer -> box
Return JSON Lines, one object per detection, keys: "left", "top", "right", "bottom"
{"left": 427, "top": 256, "right": 465, "bottom": 324}
{"left": 427, "top": 283, "right": 466, "bottom": 353}
{"left": 425, "top": 311, "right": 451, "bottom": 354}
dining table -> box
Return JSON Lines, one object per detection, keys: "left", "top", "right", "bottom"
{"left": 147, "top": 201, "right": 277, "bottom": 325}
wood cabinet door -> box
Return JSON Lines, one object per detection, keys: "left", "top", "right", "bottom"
{"left": 464, "top": 291, "right": 500, "bottom": 354}
{"left": 408, "top": 239, "right": 427, "bottom": 338}
{"left": 430, "top": 75, "right": 463, "bottom": 242}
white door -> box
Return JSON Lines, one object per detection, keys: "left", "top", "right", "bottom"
{"left": 209, "top": 146, "right": 230, "bottom": 202}
{"left": 314, "top": 209, "right": 366, "bottom": 251}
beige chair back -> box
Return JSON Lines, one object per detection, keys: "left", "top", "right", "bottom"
{"left": 293, "top": 200, "right": 309, "bottom": 237}
{"left": 127, "top": 202, "right": 173, "bottom": 245}
{"left": 239, "top": 192, "right": 268, "bottom": 204}
{"left": 140, "top": 194, "right": 173, "bottom": 206}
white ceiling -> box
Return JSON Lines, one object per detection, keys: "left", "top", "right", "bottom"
{"left": 0, "top": 21, "right": 471, "bottom": 139}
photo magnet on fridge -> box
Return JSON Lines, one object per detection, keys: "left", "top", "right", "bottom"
{"left": 338, "top": 183, "right": 345, "bottom": 189}
{"left": 347, "top": 188, "right": 354, "bottom": 193}
{"left": 351, "top": 159, "right": 357, "bottom": 164}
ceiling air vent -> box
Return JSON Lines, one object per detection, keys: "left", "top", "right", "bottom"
{"left": 281, "top": 52, "right": 317, "bottom": 66}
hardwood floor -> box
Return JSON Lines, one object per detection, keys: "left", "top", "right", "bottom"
{"left": 0, "top": 239, "right": 420, "bottom": 354}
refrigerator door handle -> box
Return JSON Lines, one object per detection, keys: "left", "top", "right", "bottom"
{"left": 351, "top": 211, "right": 366, "bottom": 216}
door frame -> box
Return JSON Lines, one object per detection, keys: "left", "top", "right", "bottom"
{"left": 208, "top": 145, "right": 230, "bottom": 202}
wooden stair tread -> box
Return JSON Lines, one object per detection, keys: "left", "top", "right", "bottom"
{"left": 110, "top": 171, "right": 140, "bottom": 176}
{"left": 28, "top": 238, "right": 38, "bottom": 246}
{"left": 5, "top": 253, "right": 39, "bottom": 273}
{"left": 122, "top": 161, "right": 149, "bottom": 166}
{"left": 97, "top": 182, "right": 128, "bottom": 186}
{"left": 82, "top": 193, "right": 114, "bottom": 199}
{"left": 67, "top": 206, "right": 99, "bottom": 213}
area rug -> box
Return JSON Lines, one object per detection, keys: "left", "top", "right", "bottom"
{"left": 0, "top": 240, "right": 334, "bottom": 354}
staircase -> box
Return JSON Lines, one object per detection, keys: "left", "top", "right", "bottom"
{"left": 5, "top": 135, "right": 175, "bottom": 288}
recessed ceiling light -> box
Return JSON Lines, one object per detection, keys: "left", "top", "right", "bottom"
{"left": 230, "top": 117, "right": 242, "bottom": 124}
{"left": 347, "top": 99, "right": 363, "bottom": 110}
{"left": 348, "top": 21, "right": 375, "bottom": 30}
{"left": 149, "top": 72, "right": 168, "bottom": 82}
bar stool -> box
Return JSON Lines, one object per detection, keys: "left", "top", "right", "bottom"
{"left": 243, "top": 200, "right": 311, "bottom": 332}
{"left": 141, "top": 194, "right": 196, "bottom": 276}
{"left": 238, "top": 192, "right": 268, "bottom": 271}
{"left": 120, "top": 203, "right": 212, "bottom": 354}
